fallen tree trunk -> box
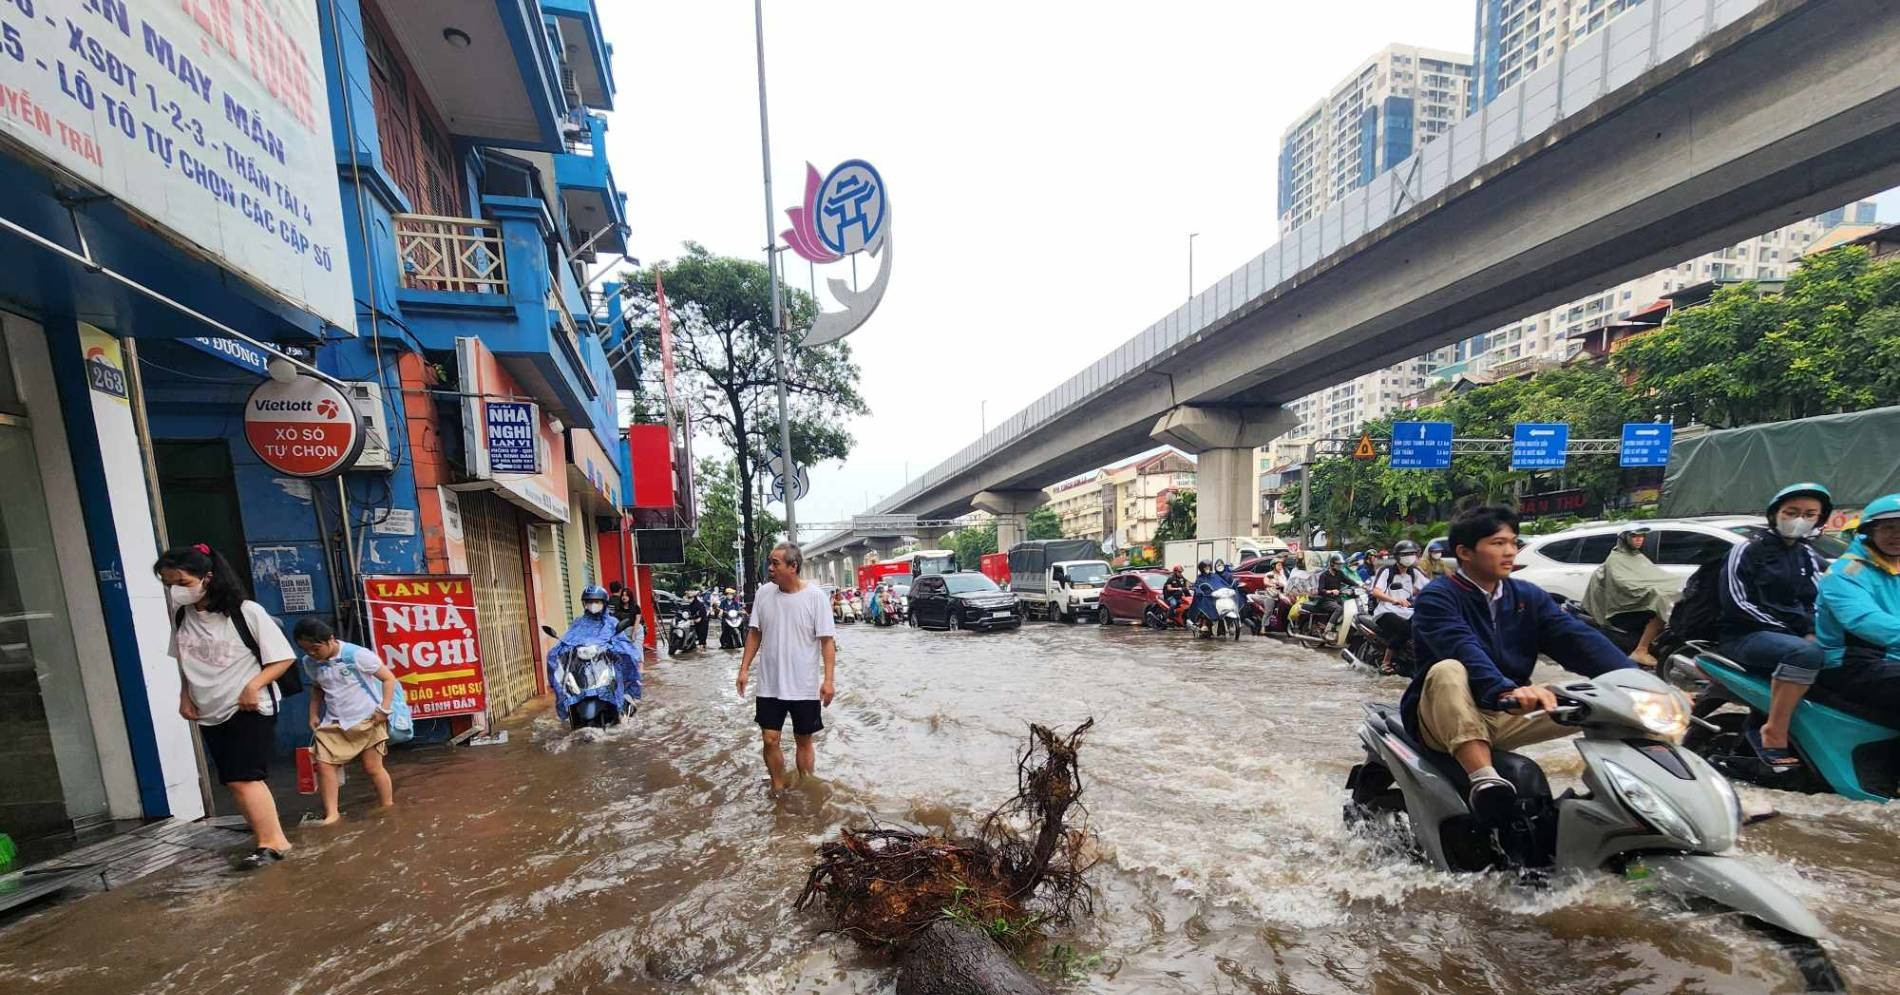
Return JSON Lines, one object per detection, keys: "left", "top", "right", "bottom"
{"left": 797, "top": 720, "right": 1097, "bottom": 995}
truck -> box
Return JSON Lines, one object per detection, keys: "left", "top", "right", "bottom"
{"left": 856, "top": 559, "right": 910, "bottom": 593}
{"left": 907, "top": 548, "right": 959, "bottom": 579}
{"left": 1162, "top": 536, "right": 1291, "bottom": 572}
{"left": 978, "top": 551, "right": 1011, "bottom": 589}
{"left": 1006, "top": 539, "right": 1110, "bottom": 623}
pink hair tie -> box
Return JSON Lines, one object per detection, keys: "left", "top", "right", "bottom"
{"left": 193, "top": 543, "right": 211, "bottom": 555}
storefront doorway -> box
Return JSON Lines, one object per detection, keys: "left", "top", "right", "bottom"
{"left": 154, "top": 441, "right": 253, "bottom": 583}
{"left": 459, "top": 491, "right": 538, "bottom": 716}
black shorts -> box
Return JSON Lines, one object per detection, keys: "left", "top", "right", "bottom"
{"left": 755, "top": 696, "right": 824, "bottom": 736}
{"left": 200, "top": 710, "right": 275, "bottom": 784}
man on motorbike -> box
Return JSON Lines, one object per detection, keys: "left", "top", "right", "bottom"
{"left": 1815, "top": 494, "right": 1900, "bottom": 714}
{"left": 546, "top": 585, "right": 642, "bottom": 719}
{"left": 1582, "top": 525, "right": 1676, "bottom": 667}
{"left": 1717, "top": 482, "right": 1833, "bottom": 770}
{"left": 1309, "top": 552, "right": 1355, "bottom": 625}
{"left": 1369, "top": 539, "right": 1428, "bottom": 674}
{"left": 689, "top": 589, "right": 713, "bottom": 647}
{"left": 1405, "top": 505, "right": 1635, "bottom": 824}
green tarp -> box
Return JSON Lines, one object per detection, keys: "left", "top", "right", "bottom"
{"left": 1661, "top": 405, "right": 1900, "bottom": 518}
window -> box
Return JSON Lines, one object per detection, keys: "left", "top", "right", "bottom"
{"left": 1651, "top": 530, "right": 1732, "bottom": 566}
{"left": 363, "top": 2, "right": 464, "bottom": 216}
{"left": 1570, "top": 534, "right": 1619, "bottom": 564}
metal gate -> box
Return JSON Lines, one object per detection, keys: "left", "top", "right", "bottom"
{"left": 461, "top": 491, "right": 537, "bottom": 716}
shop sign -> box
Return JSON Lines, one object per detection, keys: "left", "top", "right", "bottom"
{"left": 80, "top": 333, "right": 129, "bottom": 403}
{"left": 0, "top": 0, "right": 353, "bottom": 330}
{"left": 182, "top": 336, "right": 271, "bottom": 377}
{"left": 363, "top": 574, "right": 487, "bottom": 719}
{"left": 486, "top": 401, "right": 539, "bottom": 474}
{"left": 1518, "top": 489, "right": 1597, "bottom": 519}
{"left": 243, "top": 375, "right": 363, "bottom": 477}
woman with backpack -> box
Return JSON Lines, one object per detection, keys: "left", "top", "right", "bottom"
{"left": 156, "top": 543, "right": 298, "bottom": 867}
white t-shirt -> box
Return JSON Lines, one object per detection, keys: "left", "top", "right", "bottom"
{"left": 747, "top": 581, "right": 836, "bottom": 700}
{"left": 299, "top": 641, "right": 388, "bottom": 729}
{"left": 1372, "top": 566, "right": 1429, "bottom": 620}
{"left": 170, "top": 601, "right": 296, "bottom": 725}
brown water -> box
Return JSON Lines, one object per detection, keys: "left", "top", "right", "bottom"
{"left": 4, "top": 622, "right": 1900, "bottom": 994}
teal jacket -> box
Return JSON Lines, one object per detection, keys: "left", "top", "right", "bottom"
{"left": 1816, "top": 533, "right": 1900, "bottom": 670}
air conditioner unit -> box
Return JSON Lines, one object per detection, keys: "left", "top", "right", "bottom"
{"left": 345, "top": 381, "right": 395, "bottom": 471}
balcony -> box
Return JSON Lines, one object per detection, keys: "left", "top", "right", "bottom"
{"left": 555, "top": 112, "right": 627, "bottom": 259}
{"left": 391, "top": 196, "right": 601, "bottom": 427}
{"left": 374, "top": 0, "right": 564, "bottom": 150}
{"left": 544, "top": 0, "right": 615, "bottom": 111}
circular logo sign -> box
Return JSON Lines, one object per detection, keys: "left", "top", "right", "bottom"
{"left": 814, "top": 159, "right": 887, "bottom": 257}
{"left": 243, "top": 375, "right": 364, "bottom": 478}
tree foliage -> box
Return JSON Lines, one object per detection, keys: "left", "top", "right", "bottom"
{"left": 943, "top": 521, "right": 998, "bottom": 571}
{"left": 658, "top": 458, "right": 783, "bottom": 595}
{"left": 1151, "top": 490, "right": 1197, "bottom": 544}
{"left": 620, "top": 244, "right": 870, "bottom": 595}
{"left": 1026, "top": 506, "right": 1063, "bottom": 540}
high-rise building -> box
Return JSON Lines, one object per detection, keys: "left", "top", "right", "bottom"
{"left": 1472, "top": 0, "right": 1646, "bottom": 110}
{"left": 1268, "top": 44, "right": 1473, "bottom": 471}
{"left": 1278, "top": 44, "right": 1475, "bottom": 233}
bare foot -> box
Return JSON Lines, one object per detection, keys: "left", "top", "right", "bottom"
{"left": 312, "top": 814, "right": 341, "bottom": 827}
{"left": 1630, "top": 649, "right": 1658, "bottom": 668}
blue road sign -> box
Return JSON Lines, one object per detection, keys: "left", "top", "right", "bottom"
{"left": 1511, "top": 422, "right": 1570, "bottom": 470}
{"left": 1390, "top": 421, "right": 1454, "bottom": 470}
{"left": 1619, "top": 422, "right": 1674, "bottom": 467}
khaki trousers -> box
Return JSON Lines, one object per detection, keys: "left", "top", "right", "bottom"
{"left": 1417, "top": 659, "right": 1572, "bottom": 754}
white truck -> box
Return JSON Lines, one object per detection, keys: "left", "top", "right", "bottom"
{"left": 1007, "top": 539, "right": 1110, "bottom": 623}
{"left": 1162, "top": 535, "right": 1291, "bottom": 572}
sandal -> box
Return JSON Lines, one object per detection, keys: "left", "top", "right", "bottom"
{"left": 1745, "top": 726, "right": 1802, "bottom": 770}
{"left": 237, "top": 847, "right": 286, "bottom": 869}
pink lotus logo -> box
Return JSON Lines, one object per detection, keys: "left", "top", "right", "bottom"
{"left": 780, "top": 159, "right": 893, "bottom": 346}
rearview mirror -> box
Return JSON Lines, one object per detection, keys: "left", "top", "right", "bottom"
{"left": 615, "top": 616, "right": 638, "bottom": 634}
{"left": 540, "top": 625, "right": 558, "bottom": 639}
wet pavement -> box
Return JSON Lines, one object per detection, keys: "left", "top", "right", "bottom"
{"left": 4, "top": 620, "right": 1900, "bottom": 993}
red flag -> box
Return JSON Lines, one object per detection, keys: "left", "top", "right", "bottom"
{"left": 655, "top": 272, "right": 678, "bottom": 415}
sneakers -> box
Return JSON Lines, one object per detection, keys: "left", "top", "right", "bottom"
{"left": 1467, "top": 773, "right": 1518, "bottom": 827}
{"left": 237, "top": 847, "right": 286, "bottom": 870}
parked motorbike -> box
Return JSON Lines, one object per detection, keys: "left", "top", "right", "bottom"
{"left": 1342, "top": 611, "right": 1416, "bottom": 676}
{"left": 1672, "top": 642, "right": 1900, "bottom": 803}
{"left": 1345, "top": 667, "right": 1840, "bottom": 988}
{"left": 1191, "top": 583, "right": 1242, "bottom": 641}
{"left": 668, "top": 607, "right": 701, "bottom": 656}
{"left": 718, "top": 606, "right": 746, "bottom": 649}
{"left": 541, "top": 617, "right": 639, "bottom": 729}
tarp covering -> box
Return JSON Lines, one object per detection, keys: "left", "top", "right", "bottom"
{"left": 1661, "top": 406, "right": 1900, "bottom": 518}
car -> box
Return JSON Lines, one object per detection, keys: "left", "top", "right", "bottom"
{"left": 906, "top": 571, "right": 1021, "bottom": 631}
{"left": 1512, "top": 516, "right": 1850, "bottom": 602}
{"left": 1097, "top": 568, "right": 1171, "bottom": 624}
{"left": 1230, "top": 554, "right": 1300, "bottom": 594}
{"left": 652, "top": 590, "right": 686, "bottom": 618}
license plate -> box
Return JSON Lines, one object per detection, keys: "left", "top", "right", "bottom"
{"left": 988, "top": 611, "right": 1012, "bottom": 619}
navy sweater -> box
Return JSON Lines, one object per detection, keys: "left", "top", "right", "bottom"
{"left": 1401, "top": 572, "right": 1635, "bottom": 740}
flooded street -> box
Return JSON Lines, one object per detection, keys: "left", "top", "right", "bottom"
{"left": 6, "top": 622, "right": 1900, "bottom": 994}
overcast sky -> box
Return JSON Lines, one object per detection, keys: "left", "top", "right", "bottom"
{"left": 600, "top": 1, "right": 1900, "bottom": 530}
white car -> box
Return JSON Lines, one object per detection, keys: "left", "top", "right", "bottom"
{"left": 1513, "top": 516, "right": 1849, "bottom": 603}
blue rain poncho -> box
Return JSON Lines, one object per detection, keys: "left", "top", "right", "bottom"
{"left": 545, "top": 611, "right": 643, "bottom": 716}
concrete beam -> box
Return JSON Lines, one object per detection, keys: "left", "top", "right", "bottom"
{"left": 973, "top": 490, "right": 1048, "bottom": 555}
{"left": 1151, "top": 406, "right": 1298, "bottom": 540}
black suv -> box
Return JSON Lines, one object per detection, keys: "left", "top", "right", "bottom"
{"left": 907, "top": 572, "right": 1021, "bottom": 631}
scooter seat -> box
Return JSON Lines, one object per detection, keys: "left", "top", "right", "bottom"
{"left": 1700, "top": 655, "right": 1900, "bottom": 732}
{"left": 1375, "top": 705, "right": 1545, "bottom": 798}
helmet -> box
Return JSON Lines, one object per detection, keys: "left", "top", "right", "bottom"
{"left": 1171, "top": 564, "right": 1184, "bottom": 573}
{"left": 1393, "top": 539, "right": 1421, "bottom": 556}
{"left": 725, "top": 587, "right": 736, "bottom": 596}
{"left": 1198, "top": 560, "right": 1212, "bottom": 570}
{"left": 1426, "top": 539, "right": 1447, "bottom": 555}
{"left": 1858, "top": 493, "right": 1900, "bottom": 529}
{"left": 1327, "top": 552, "right": 1346, "bottom": 567}
{"left": 581, "top": 584, "right": 608, "bottom": 602}
{"left": 1767, "top": 482, "right": 1834, "bottom": 524}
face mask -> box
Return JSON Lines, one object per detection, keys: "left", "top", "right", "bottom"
{"left": 1776, "top": 516, "right": 1817, "bottom": 540}
{"left": 168, "top": 582, "right": 205, "bottom": 607}
{"left": 585, "top": 603, "right": 605, "bottom": 615}
{"left": 1399, "top": 555, "right": 1418, "bottom": 567}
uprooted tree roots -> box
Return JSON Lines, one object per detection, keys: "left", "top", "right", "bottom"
{"left": 796, "top": 720, "right": 1098, "bottom": 993}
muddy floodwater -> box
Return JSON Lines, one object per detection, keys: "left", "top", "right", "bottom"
{"left": 4, "top": 622, "right": 1900, "bottom": 993}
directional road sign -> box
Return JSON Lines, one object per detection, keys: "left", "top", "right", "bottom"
{"left": 1619, "top": 422, "right": 1674, "bottom": 468}
{"left": 1389, "top": 421, "right": 1454, "bottom": 470}
{"left": 1511, "top": 423, "right": 1570, "bottom": 470}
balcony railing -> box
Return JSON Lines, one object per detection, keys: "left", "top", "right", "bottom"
{"left": 394, "top": 214, "right": 508, "bottom": 294}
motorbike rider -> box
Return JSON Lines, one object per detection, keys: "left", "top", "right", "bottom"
{"left": 1815, "top": 493, "right": 1900, "bottom": 713}
{"left": 546, "top": 585, "right": 642, "bottom": 717}
{"left": 719, "top": 587, "right": 744, "bottom": 616}
{"left": 689, "top": 588, "right": 713, "bottom": 646}
{"left": 1309, "top": 552, "right": 1355, "bottom": 625}
{"left": 1717, "top": 482, "right": 1833, "bottom": 770}
{"left": 1189, "top": 560, "right": 1220, "bottom": 627}
{"left": 1423, "top": 539, "right": 1453, "bottom": 580}
{"left": 1406, "top": 505, "right": 1636, "bottom": 825}
{"left": 1582, "top": 525, "right": 1676, "bottom": 667}
{"left": 1369, "top": 540, "right": 1429, "bottom": 674}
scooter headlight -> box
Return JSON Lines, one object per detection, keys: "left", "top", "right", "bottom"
{"left": 583, "top": 660, "right": 615, "bottom": 690}
{"left": 1602, "top": 760, "right": 1701, "bottom": 847}
{"left": 1628, "top": 689, "right": 1690, "bottom": 742}
{"left": 577, "top": 644, "right": 602, "bottom": 661}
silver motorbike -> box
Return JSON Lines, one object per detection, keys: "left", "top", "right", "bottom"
{"left": 1345, "top": 666, "right": 1842, "bottom": 989}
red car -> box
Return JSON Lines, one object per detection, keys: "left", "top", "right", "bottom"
{"left": 1230, "top": 555, "right": 1293, "bottom": 594}
{"left": 1096, "top": 568, "right": 1172, "bottom": 625}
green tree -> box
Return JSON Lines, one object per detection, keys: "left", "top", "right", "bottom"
{"left": 1613, "top": 246, "right": 1900, "bottom": 427}
{"left": 674, "top": 458, "right": 783, "bottom": 594}
{"left": 944, "top": 521, "right": 998, "bottom": 571}
{"left": 1151, "top": 490, "right": 1197, "bottom": 543}
{"left": 1026, "top": 506, "right": 1063, "bottom": 540}
{"left": 621, "top": 244, "right": 869, "bottom": 596}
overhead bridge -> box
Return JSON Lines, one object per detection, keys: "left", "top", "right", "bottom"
{"left": 804, "top": 0, "right": 1900, "bottom": 560}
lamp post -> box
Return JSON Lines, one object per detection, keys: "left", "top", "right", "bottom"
{"left": 1187, "top": 232, "right": 1199, "bottom": 300}
{"left": 753, "top": 0, "right": 798, "bottom": 542}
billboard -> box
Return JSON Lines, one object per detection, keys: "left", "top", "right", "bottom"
{"left": 0, "top": 1, "right": 354, "bottom": 330}
{"left": 363, "top": 574, "right": 487, "bottom": 719}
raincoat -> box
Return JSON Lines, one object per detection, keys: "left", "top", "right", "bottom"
{"left": 1582, "top": 533, "right": 1677, "bottom": 623}
{"left": 545, "top": 612, "right": 642, "bottom": 717}
{"left": 1817, "top": 526, "right": 1900, "bottom": 671}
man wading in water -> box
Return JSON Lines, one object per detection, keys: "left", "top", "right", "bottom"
{"left": 736, "top": 542, "right": 837, "bottom": 790}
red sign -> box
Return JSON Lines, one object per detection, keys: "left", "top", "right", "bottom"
{"left": 362, "top": 575, "right": 488, "bottom": 719}
{"left": 243, "top": 375, "right": 363, "bottom": 477}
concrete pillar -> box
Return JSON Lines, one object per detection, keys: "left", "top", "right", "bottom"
{"left": 865, "top": 536, "right": 902, "bottom": 562}
{"left": 913, "top": 526, "right": 949, "bottom": 548}
{"left": 1150, "top": 405, "right": 1298, "bottom": 541}
{"left": 842, "top": 548, "right": 862, "bottom": 587}
{"left": 973, "top": 490, "right": 1049, "bottom": 554}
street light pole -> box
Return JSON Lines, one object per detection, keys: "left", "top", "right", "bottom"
{"left": 1187, "top": 232, "right": 1199, "bottom": 299}
{"left": 753, "top": 0, "right": 797, "bottom": 542}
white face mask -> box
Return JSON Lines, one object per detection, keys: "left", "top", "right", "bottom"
{"left": 585, "top": 602, "right": 605, "bottom": 615}
{"left": 1776, "top": 516, "right": 1817, "bottom": 540}
{"left": 168, "top": 582, "right": 205, "bottom": 607}
{"left": 1399, "top": 555, "right": 1418, "bottom": 567}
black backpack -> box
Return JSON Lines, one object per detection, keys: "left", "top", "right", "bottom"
{"left": 174, "top": 603, "right": 304, "bottom": 699}
{"left": 1658, "top": 556, "right": 1727, "bottom": 654}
